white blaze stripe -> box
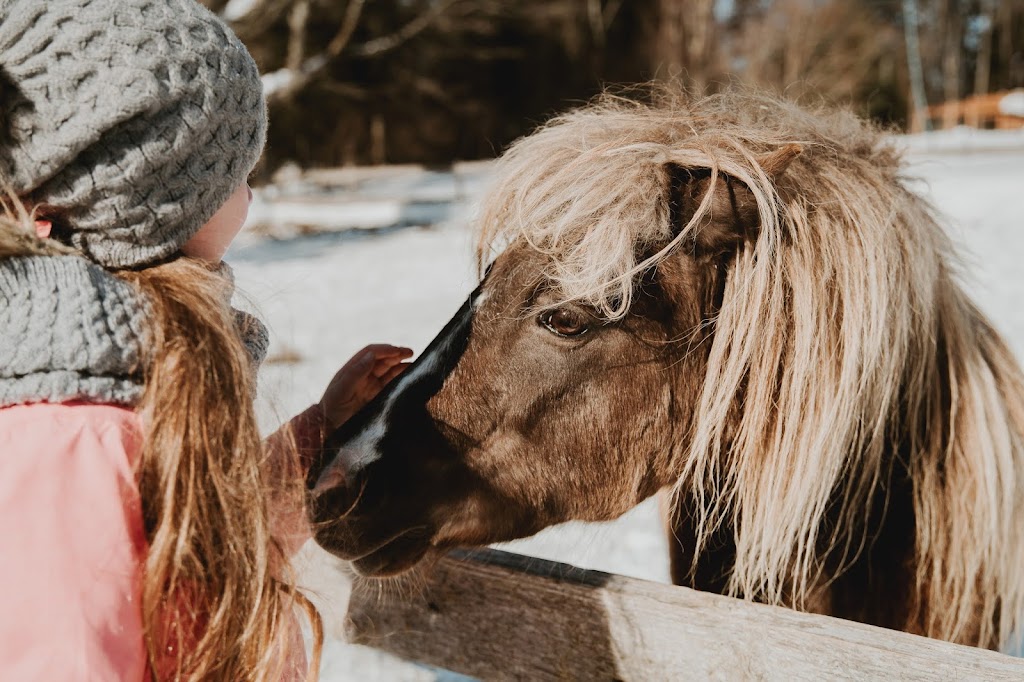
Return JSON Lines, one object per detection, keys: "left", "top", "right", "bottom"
{"left": 312, "top": 299, "right": 477, "bottom": 493}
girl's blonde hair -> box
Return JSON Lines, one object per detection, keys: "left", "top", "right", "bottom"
{"left": 1, "top": 204, "right": 322, "bottom": 680}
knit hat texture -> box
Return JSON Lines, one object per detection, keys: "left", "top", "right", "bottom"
{"left": 0, "top": 0, "right": 267, "bottom": 268}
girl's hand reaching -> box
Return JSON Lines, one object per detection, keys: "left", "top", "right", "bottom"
{"left": 318, "top": 344, "right": 414, "bottom": 432}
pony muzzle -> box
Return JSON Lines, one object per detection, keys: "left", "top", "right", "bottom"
{"left": 311, "top": 459, "right": 347, "bottom": 497}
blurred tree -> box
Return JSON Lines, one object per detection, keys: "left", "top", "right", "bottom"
{"left": 201, "top": 0, "right": 1020, "bottom": 172}
{"left": 936, "top": 0, "right": 964, "bottom": 127}
{"left": 633, "top": 0, "right": 719, "bottom": 90}
{"left": 206, "top": 0, "right": 631, "bottom": 172}
{"left": 992, "top": 0, "right": 1024, "bottom": 91}
{"left": 721, "top": 0, "right": 906, "bottom": 123}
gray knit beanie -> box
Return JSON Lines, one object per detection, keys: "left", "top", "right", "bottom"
{"left": 0, "top": 0, "right": 266, "bottom": 268}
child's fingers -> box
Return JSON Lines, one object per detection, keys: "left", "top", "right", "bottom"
{"left": 344, "top": 345, "right": 410, "bottom": 376}
{"left": 361, "top": 344, "right": 414, "bottom": 359}
{"left": 370, "top": 353, "right": 413, "bottom": 378}
{"left": 379, "top": 362, "right": 410, "bottom": 385}
{"left": 371, "top": 362, "right": 403, "bottom": 380}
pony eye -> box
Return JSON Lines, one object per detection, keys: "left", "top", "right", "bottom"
{"left": 539, "top": 308, "right": 590, "bottom": 338}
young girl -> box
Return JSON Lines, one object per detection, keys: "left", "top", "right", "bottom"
{"left": 0, "top": 0, "right": 410, "bottom": 679}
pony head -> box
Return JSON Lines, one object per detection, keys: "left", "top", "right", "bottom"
{"left": 310, "top": 90, "right": 1024, "bottom": 649}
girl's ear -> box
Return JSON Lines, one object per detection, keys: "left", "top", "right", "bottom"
{"left": 666, "top": 143, "right": 802, "bottom": 253}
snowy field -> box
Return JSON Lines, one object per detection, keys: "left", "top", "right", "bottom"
{"left": 229, "top": 133, "right": 1024, "bottom": 679}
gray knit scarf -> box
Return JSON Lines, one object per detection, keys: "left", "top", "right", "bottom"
{"left": 0, "top": 255, "right": 268, "bottom": 408}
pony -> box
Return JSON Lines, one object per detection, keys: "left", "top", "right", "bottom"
{"left": 308, "top": 89, "right": 1024, "bottom": 650}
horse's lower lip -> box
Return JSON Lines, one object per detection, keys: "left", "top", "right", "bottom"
{"left": 350, "top": 535, "right": 431, "bottom": 577}
{"left": 313, "top": 522, "right": 431, "bottom": 570}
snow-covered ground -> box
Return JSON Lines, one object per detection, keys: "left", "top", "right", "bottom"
{"left": 901, "top": 126, "right": 1024, "bottom": 155}
{"left": 229, "top": 136, "right": 1024, "bottom": 679}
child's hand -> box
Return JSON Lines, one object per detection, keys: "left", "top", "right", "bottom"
{"left": 318, "top": 344, "right": 414, "bottom": 432}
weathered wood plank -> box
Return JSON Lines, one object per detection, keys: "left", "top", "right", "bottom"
{"left": 346, "top": 548, "right": 1024, "bottom": 681}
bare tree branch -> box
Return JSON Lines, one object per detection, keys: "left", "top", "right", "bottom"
{"left": 327, "top": 0, "right": 367, "bottom": 57}
{"left": 603, "top": 0, "right": 626, "bottom": 31}
{"left": 199, "top": 0, "right": 231, "bottom": 15}
{"left": 285, "top": 0, "right": 310, "bottom": 72}
{"left": 317, "top": 80, "right": 370, "bottom": 100}
{"left": 265, "top": 0, "right": 365, "bottom": 102}
{"left": 227, "top": 0, "right": 293, "bottom": 42}
{"left": 587, "top": 0, "right": 605, "bottom": 48}
{"left": 349, "top": 0, "right": 460, "bottom": 58}
{"left": 266, "top": 0, "right": 461, "bottom": 103}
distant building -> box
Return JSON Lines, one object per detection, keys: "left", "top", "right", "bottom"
{"left": 911, "top": 90, "right": 1024, "bottom": 132}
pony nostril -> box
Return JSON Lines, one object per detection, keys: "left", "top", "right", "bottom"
{"left": 311, "top": 460, "right": 347, "bottom": 497}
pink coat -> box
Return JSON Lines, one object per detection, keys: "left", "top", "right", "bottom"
{"left": 0, "top": 401, "right": 321, "bottom": 680}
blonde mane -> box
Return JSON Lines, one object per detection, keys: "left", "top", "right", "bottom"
{"left": 477, "top": 89, "right": 1024, "bottom": 648}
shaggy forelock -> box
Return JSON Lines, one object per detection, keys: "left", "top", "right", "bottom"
{"left": 477, "top": 89, "right": 895, "bottom": 317}
{"left": 476, "top": 88, "right": 1024, "bottom": 649}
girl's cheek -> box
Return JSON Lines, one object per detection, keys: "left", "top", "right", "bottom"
{"left": 182, "top": 184, "right": 251, "bottom": 261}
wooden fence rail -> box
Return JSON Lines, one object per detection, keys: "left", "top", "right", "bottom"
{"left": 347, "top": 548, "right": 1024, "bottom": 681}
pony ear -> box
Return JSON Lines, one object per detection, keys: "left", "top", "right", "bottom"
{"left": 667, "top": 144, "right": 801, "bottom": 253}
{"left": 666, "top": 165, "right": 759, "bottom": 253}
{"left": 757, "top": 143, "right": 803, "bottom": 178}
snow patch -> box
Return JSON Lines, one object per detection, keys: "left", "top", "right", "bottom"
{"left": 899, "top": 127, "right": 1024, "bottom": 155}
{"left": 1000, "top": 91, "right": 1024, "bottom": 118}
{"left": 222, "top": 0, "right": 259, "bottom": 21}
